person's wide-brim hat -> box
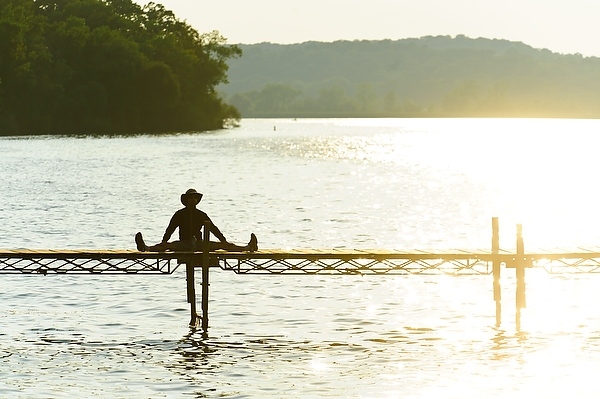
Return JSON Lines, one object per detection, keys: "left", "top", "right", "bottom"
{"left": 181, "top": 188, "right": 203, "bottom": 205}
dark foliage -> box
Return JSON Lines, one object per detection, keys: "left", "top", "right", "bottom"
{"left": 0, "top": 0, "right": 241, "bottom": 135}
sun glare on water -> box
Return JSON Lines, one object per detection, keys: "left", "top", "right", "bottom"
{"left": 327, "top": 118, "right": 600, "bottom": 250}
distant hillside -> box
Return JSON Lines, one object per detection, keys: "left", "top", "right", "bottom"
{"left": 220, "top": 35, "right": 600, "bottom": 118}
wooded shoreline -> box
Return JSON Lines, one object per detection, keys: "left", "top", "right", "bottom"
{"left": 223, "top": 37, "right": 600, "bottom": 120}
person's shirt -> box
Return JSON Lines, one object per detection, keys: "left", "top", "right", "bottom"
{"left": 162, "top": 207, "right": 227, "bottom": 243}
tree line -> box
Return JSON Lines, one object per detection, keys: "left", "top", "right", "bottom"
{"left": 0, "top": 0, "right": 241, "bottom": 135}
{"left": 228, "top": 82, "right": 426, "bottom": 117}
{"left": 222, "top": 37, "right": 600, "bottom": 118}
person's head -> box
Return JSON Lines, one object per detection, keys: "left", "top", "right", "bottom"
{"left": 180, "top": 188, "right": 203, "bottom": 207}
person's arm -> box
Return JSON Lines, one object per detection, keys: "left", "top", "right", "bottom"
{"left": 207, "top": 217, "right": 227, "bottom": 242}
{"left": 162, "top": 213, "right": 179, "bottom": 244}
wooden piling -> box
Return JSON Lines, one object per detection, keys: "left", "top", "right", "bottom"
{"left": 492, "top": 217, "right": 501, "bottom": 326}
{"left": 515, "top": 223, "right": 526, "bottom": 328}
{"left": 186, "top": 259, "right": 198, "bottom": 327}
{"left": 201, "top": 221, "right": 211, "bottom": 331}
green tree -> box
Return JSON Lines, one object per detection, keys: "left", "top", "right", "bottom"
{"left": 316, "top": 84, "right": 356, "bottom": 113}
{"left": 355, "top": 82, "right": 376, "bottom": 113}
{"left": 441, "top": 80, "right": 481, "bottom": 114}
{"left": 228, "top": 90, "right": 258, "bottom": 115}
{"left": 255, "top": 83, "right": 302, "bottom": 113}
{"left": 0, "top": 0, "right": 241, "bottom": 135}
{"left": 382, "top": 90, "right": 397, "bottom": 113}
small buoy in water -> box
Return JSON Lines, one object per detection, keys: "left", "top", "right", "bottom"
{"left": 274, "top": 126, "right": 276, "bottom": 131}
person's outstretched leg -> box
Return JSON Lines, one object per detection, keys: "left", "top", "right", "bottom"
{"left": 135, "top": 232, "right": 171, "bottom": 252}
{"left": 148, "top": 242, "right": 169, "bottom": 251}
{"left": 209, "top": 233, "right": 258, "bottom": 252}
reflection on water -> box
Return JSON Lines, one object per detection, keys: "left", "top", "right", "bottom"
{"left": 3, "top": 270, "right": 600, "bottom": 398}
{"left": 490, "top": 329, "right": 531, "bottom": 361}
{"left": 3, "top": 118, "right": 600, "bottom": 397}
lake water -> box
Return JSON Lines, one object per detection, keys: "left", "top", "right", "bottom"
{"left": 2, "top": 118, "right": 600, "bottom": 398}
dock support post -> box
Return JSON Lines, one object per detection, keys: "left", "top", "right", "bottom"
{"left": 186, "top": 259, "right": 198, "bottom": 327}
{"left": 201, "top": 222, "right": 211, "bottom": 332}
{"left": 515, "top": 224, "right": 526, "bottom": 329}
{"left": 492, "top": 217, "right": 501, "bottom": 326}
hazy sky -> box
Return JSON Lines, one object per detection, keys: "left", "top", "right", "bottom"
{"left": 149, "top": 0, "right": 600, "bottom": 57}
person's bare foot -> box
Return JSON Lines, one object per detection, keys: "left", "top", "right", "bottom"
{"left": 135, "top": 232, "right": 148, "bottom": 252}
{"left": 248, "top": 233, "right": 258, "bottom": 252}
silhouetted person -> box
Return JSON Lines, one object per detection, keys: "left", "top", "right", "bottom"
{"left": 135, "top": 188, "right": 258, "bottom": 252}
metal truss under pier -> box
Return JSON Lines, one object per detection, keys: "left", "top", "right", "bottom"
{"left": 215, "top": 249, "right": 500, "bottom": 275}
{"left": 216, "top": 248, "right": 600, "bottom": 275}
{"left": 0, "top": 249, "right": 181, "bottom": 274}
{"left": 4, "top": 248, "right": 600, "bottom": 275}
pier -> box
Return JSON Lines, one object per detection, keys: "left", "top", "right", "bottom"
{"left": 3, "top": 218, "right": 600, "bottom": 330}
